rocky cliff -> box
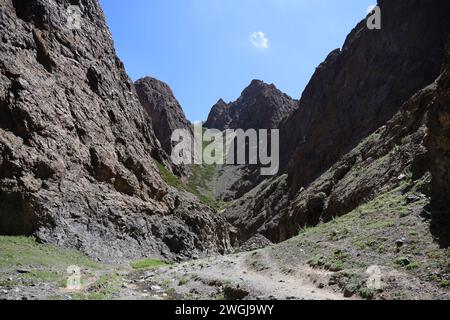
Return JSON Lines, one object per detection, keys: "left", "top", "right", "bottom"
{"left": 135, "top": 77, "right": 192, "bottom": 173}
{"left": 225, "top": 0, "right": 450, "bottom": 245}
{"left": 281, "top": 0, "right": 450, "bottom": 192}
{"left": 0, "top": 0, "right": 230, "bottom": 263}
{"left": 205, "top": 80, "right": 297, "bottom": 131}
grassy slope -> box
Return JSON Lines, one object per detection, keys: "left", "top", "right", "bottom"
{"left": 155, "top": 159, "right": 222, "bottom": 209}
{"left": 269, "top": 181, "right": 450, "bottom": 299}
{"left": 0, "top": 236, "right": 108, "bottom": 299}
{"left": 0, "top": 236, "right": 182, "bottom": 300}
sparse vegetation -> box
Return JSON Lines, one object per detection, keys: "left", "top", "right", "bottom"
{"left": 308, "top": 250, "right": 348, "bottom": 272}
{"left": 71, "top": 273, "right": 122, "bottom": 300}
{"left": 0, "top": 236, "right": 103, "bottom": 298}
{"left": 334, "top": 271, "right": 375, "bottom": 300}
{"left": 154, "top": 158, "right": 226, "bottom": 210}
{"left": 178, "top": 277, "right": 188, "bottom": 286}
{"left": 131, "top": 258, "right": 170, "bottom": 270}
{"left": 395, "top": 256, "right": 411, "bottom": 267}
{"left": 293, "top": 178, "right": 449, "bottom": 299}
{"left": 155, "top": 160, "right": 182, "bottom": 189}
{"left": 440, "top": 279, "right": 450, "bottom": 288}
{"left": 0, "top": 236, "right": 101, "bottom": 270}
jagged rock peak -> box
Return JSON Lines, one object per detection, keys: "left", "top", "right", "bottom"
{"left": 240, "top": 79, "right": 281, "bottom": 97}
{"left": 134, "top": 77, "right": 192, "bottom": 158}
{"left": 205, "top": 79, "right": 298, "bottom": 131}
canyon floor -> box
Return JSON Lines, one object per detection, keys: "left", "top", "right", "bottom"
{"left": 0, "top": 236, "right": 354, "bottom": 301}
{"left": 1, "top": 186, "right": 448, "bottom": 300}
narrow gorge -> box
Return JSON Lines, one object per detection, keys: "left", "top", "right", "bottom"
{"left": 0, "top": 0, "right": 449, "bottom": 301}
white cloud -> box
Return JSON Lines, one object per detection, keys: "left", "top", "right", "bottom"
{"left": 250, "top": 31, "right": 269, "bottom": 49}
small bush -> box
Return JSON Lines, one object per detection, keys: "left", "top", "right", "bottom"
{"left": 395, "top": 256, "right": 411, "bottom": 267}
{"left": 178, "top": 277, "right": 188, "bottom": 286}
{"left": 440, "top": 279, "right": 450, "bottom": 288}
{"left": 405, "top": 262, "right": 419, "bottom": 270}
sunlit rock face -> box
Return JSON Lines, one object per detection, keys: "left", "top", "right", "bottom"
{"left": 0, "top": 0, "right": 230, "bottom": 263}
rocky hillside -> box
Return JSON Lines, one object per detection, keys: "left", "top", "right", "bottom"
{"left": 224, "top": 0, "right": 450, "bottom": 245}
{"left": 205, "top": 80, "right": 297, "bottom": 131}
{"left": 0, "top": 0, "right": 230, "bottom": 263}
{"left": 135, "top": 77, "right": 192, "bottom": 175}
{"left": 281, "top": 0, "right": 450, "bottom": 192}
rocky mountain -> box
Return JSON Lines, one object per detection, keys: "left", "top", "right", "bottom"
{"left": 0, "top": 0, "right": 449, "bottom": 302}
{"left": 281, "top": 0, "right": 450, "bottom": 192}
{"left": 224, "top": 0, "right": 450, "bottom": 244}
{"left": 135, "top": 77, "right": 192, "bottom": 170}
{"left": 205, "top": 80, "right": 297, "bottom": 131}
{"left": 0, "top": 0, "right": 230, "bottom": 263}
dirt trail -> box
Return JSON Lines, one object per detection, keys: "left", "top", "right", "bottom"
{"left": 124, "top": 250, "right": 350, "bottom": 300}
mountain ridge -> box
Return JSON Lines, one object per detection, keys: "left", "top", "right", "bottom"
{"left": 204, "top": 79, "right": 298, "bottom": 131}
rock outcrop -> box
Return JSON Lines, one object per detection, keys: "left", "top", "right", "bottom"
{"left": 0, "top": 0, "right": 230, "bottom": 262}
{"left": 225, "top": 0, "right": 450, "bottom": 245}
{"left": 205, "top": 80, "right": 297, "bottom": 131}
{"left": 135, "top": 77, "right": 192, "bottom": 169}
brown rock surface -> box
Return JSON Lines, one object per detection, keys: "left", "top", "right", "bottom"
{"left": 0, "top": 0, "right": 230, "bottom": 263}
{"left": 134, "top": 77, "right": 192, "bottom": 165}
{"left": 205, "top": 79, "right": 297, "bottom": 131}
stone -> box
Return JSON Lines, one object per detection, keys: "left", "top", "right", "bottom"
{"left": 223, "top": 286, "right": 250, "bottom": 300}
{"left": 16, "top": 269, "right": 31, "bottom": 274}
{"left": 343, "top": 289, "right": 354, "bottom": 298}
{"left": 396, "top": 239, "right": 406, "bottom": 248}
{"left": 151, "top": 285, "right": 163, "bottom": 292}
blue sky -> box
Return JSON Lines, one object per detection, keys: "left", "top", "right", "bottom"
{"left": 99, "top": 0, "right": 375, "bottom": 121}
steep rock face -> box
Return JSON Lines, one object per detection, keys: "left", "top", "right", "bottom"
{"left": 0, "top": 0, "right": 230, "bottom": 262}
{"left": 428, "top": 50, "right": 450, "bottom": 204}
{"left": 281, "top": 0, "right": 450, "bottom": 192}
{"left": 225, "top": 0, "right": 450, "bottom": 245}
{"left": 205, "top": 80, "right": 297, "bottom": 131}
{"left": 226, "top": 62, "right": 450, "bottom": 243}
{"left": 135, "top": 77, "right": 192, "bottom": 166}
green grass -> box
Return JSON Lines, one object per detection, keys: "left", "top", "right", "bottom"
{"left": 154, "top": 158, "right": 226, "bottom": 210}
{"left": 0, "top": 236, "right": 102, "bottom": 295}
{"left": 185, "top": 164, "right": 225, "bottom": 210}
{"left": 155, "top": 160, "right": 181, "bottom": 189}
{"left": 395, "top": 256, "right": 411, "bottom": 267}
{"left": 0, "top": 236, "right": 101, "bottom": 270}
{"left": 440, "top": 279, "right": 450, "bottom": 288}
{"left": 154, "top": 127, "right": 229, "bottom": 211}
{"left": 71, "top": 273, "right": 122, "bottom": 300}
{"left": 308, "top": 250, "right": 349, "bottom": 272}
{"left": 130, "top": 258, "right": 170, "bottom": 270}
{"left": 334, "top": 271, "right": 375, "bottom": 300}
{"left": 405, "top": 263, "right": 419, "bottom": 271}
